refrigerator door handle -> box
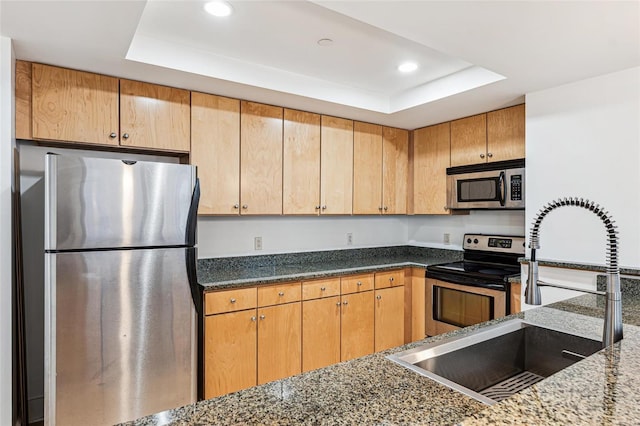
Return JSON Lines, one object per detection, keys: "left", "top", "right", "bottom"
{"left": 185, "top": 178, "right": 200, "bottom": 247}
{"left": 185, "top": 247, "right": 202, "bottom": 315}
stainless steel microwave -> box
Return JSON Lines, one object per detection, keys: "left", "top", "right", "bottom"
{"left": 446, "top": 159, "right": 525, "bottom": 210}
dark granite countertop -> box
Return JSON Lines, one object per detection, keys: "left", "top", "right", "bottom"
{"left": 197, "top": 246, "right": 464, "bottom": 290}
{"left": 519, "top": 258, "right": 640, "bottom": 276}
{"left": 124, "top": 277, "right": 640, "bottom": 426}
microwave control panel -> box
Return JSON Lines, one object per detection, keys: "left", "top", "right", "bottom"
{"left": 510, "top": 175, "right": 522, "bottom": 201}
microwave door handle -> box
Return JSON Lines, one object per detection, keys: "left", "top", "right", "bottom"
{"left": 498, "top": 171, "right": 506, "bottom": 206}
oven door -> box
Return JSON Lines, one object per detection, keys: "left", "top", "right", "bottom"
{"left": 426, "top": 279, "right": 507, "bottom": 336}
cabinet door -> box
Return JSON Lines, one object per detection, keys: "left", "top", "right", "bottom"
{"left": 341, "top": 291, "right": 374, "bottom": 361}
{"left": 374, "top": 286, "right": 405, "bottom": 352}
{"left": 191, "top": 92, "right": 240, "bottom": 215}
{"left": 353, "top": 121, "right": 382, "bottom": 214}
{"left": 120, "top": 79, "right": 190, "bottom": 152}
{"left": 302, "top": 296, "right": 341, "bottom": 372}
{"left": 16, "top": 60, "right": 32, "bottom": 140}
{"left": 487, "top": 104, "right": 525, "bottom": 163}
{"left": 32, "top": 63, "right": 119, "bottom": 146}
{"left": 413, "top": 123, "right": 450, "bottom": 214}
{"left": 240, "top": 101, "right": 284, "bottom": 215}
{"left": 283, "top": 109, "right": 321, "bottom": 215}
{"left": 204, "top": 310, "right": 257, "bottom": 398}
{"left": 382, "top": 127, "right": 408, "bottom": 214}
{"left": 320, "top": 116, "right": 353, "bottom": 215}
{"left": 450, "top": 114, "right": 487, "bottom": 166}
{"left": 257, "top": 303, "right": 301, "bottom": 384}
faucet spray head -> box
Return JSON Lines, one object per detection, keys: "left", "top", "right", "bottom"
{"left": 525, "top": 253, "right": 541, "bottom": 305}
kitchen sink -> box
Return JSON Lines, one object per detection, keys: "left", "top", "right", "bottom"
{"left": 387, "top": 319, "right": 602, "bottom": 404}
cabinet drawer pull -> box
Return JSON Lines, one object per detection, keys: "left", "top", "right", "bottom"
{"left": 278, "top": 291, "right": 285, "bottom": 296}
{"left": 320, "top": 287, "right": 326, "bottom": 291}
{"left": 230, "top": 298, "right": 236, "bottom": 303}
{"left": 357, "top": 281, "right": 362, "bottom": 286}
{"left": 390, "top": 277, "right": 394, "bottom": 282}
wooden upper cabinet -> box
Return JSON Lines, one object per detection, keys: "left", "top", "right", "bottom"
{"left": 191, "top": 92, "right": 240, "bottom": 215}
{"left": 240, "top": 101, "right": 284, "bottom": 215}
{"left": 382, "top": 127, "right": 408, "bottom": 214}
{"left": 283, "top": 109, "right": 321, "bottom": 215}
{"left": 119, "top": 79, "right": 190, "bottom": 152}
{"left": 353, "top": 122, "right": 383, "bottom": 215}
{"left": 320, "top": 116, "right": 353, "bottom": 215}
{"left": 487, "top": 104, "right": 525, "bottom": 162}
{"left": 32, "top": 63, "right": 119, "bottom": 146}
{"left": 15, "top": 61, "right": 32, "bottom": 140}
{"left": 412, "top": 122, "right": 451, "bottom": 215}
{"left": 450, "top": 113, "right": 487, "bottom": 167}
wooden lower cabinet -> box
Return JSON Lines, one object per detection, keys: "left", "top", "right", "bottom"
{"left": 340, "top": 291, "right": 374, "bottom": 361}
{"left": 257, "top": 303, "right": 302, "bottom": 384}
{"left": 302, "top": 296, "right": 341, "bottom": 372}
{"left": 204, "top": 309, "right": 257, "bottom": 399}
{"left": 374, "top": 286, "right": 405, "bottom": 352}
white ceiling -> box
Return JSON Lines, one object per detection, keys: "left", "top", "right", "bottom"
{"left": 1, "top": 1, "right": 639, "bottom": 129}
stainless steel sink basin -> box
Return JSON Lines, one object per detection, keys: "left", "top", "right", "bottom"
{"left": 387, "top": 319, "right": 602, "bottom": 404}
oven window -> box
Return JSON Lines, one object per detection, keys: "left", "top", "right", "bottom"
{"left": 458, "top": 178, "right": 499, "bottom": 202}
{"left": 433, "top": 286, "right": 494, "bottom": 328}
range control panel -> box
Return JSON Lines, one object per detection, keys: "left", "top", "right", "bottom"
{"left": 463, "top": 234, "right": 526, "bottom": 255}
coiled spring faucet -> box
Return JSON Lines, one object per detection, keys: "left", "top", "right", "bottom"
{"left": 526, "top": 197, "right": 622, "bottom": 347}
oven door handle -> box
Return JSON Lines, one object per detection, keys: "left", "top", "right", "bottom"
{"left": 498, "top": 171, "right": 506, "bottom": 207}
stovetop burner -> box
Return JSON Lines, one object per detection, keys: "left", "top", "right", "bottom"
{"left": 426, "top": 234, "right": 525, "bottom": 290}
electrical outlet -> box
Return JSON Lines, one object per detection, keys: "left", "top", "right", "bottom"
{"left": 254, "top": 236, "right": 262, "bottom": 250}
{"left": 443, "top": 233, "right": 450, "bottom": 244}
{"left": 347, "top": 233, "right": 353, "bottom": 245}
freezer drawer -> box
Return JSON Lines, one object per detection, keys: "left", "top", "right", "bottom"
{"left": 45, "top": 154, "right": 197, "bottom": 250}
{"left": 44, "top": 247, "right": 197, "bottom": 426}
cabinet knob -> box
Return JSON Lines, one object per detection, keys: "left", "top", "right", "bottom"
{"left": 320, "top": 287, "right": 326, "bottom": 291}
{"left": 383, "top": 206, "right": 388, "bottom": 211}
{"left": 322, "top": 205, "right": 327, "bottom": 210}
{"left": 122, "top": 133, "right": 130, "bottom": 140}
{"left": 390, "top": 277, "right": 394, "bottom": 282}
{"left": 336, "top": 302, "right": 341, "bottom": 307}
{"left": 343, "top": 300, "right": 348, "bottom": 305}
{"left": 357, "top": 281, "right": 362, "bottom": 286}
{"left": 233, "top": 204, "right": 239, "bottom": 209}
{"left": 487, "top": 152, "right": 493, "bottom": 158}
{"left": 376, "top": 295, "right": 382, "bottom": 300}
{"left": 251, "top": 316, "right": 257, "bottom": 322}
{"left": 278, "top": 291, "right": 285, "bottom": 296}
{"left": 230, "top": 298, "right": 236, "bottom": 303}
{"left": 109, "top": 132, "right": 117, "bottom": 139}
{"left": 315, "top": 205, "right": 321, "bottom": 210}
{"left": 242, "top": 205, "right": 248, "bottom": 209}
{"left": 480, "top": 153, "right": 485, "bottom": 159}
{"left": 378, "top": 206, "right": 383, "bottom": 211}
{"left": 260, "top": 314, "right": 266, "bottom": 320}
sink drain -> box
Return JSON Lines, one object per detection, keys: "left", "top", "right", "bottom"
{"left": 479, "top": 371, "right": 544, "bottom": 402}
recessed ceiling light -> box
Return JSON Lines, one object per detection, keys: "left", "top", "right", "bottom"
{"left": 398, "top": 62, "right": 418, "bottom": 73}
{"left": 317, "top": 38, "right": 334, "bottom": 47}
{"left": 204, "top": 1, "right": 233, "bottom": 17}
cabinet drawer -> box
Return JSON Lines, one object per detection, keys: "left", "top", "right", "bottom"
{"left": 258, "top": 282, "right": 301, "bottom": 307}
{"left": 341, "top": 274, "right": 374, "bottom": 294}
{"left": 374, "top": 270, "right": 405, "bottom": 289}
{"left": 302, "top": 278, "right": 340, "bottom": 300}
{"left": 205, "top": 287, "right": 257, "bottom": 315}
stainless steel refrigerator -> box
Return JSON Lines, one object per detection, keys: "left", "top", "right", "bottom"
{"left": 43, "top": 154, "right": 201, "bottom": 426}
